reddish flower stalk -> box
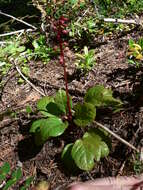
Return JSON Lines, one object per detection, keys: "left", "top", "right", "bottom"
{"left": 54, "top": 16, "right": 72, "bottom": 120}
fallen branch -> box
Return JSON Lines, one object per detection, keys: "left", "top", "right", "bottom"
{"left": 103, "top": 18, "right": 142, "bottom": 26}
{"left": 94, "top": 121, "right": 139, "bottom": 152}
{"left": 14, "top": 62, "right": 45, "bottom": 96}
{"left": 0, "top": 29, "right": 34, "bottom": 37}
{"left": 0, "top": 10, "right": 37, "bottom": 30}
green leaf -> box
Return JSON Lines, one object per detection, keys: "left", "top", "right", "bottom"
{"left": 83, "top": 132, "right": 101, "bottom": 161}
{"left": 83, "top": 128, "right": 110, "bottom": 161}
{"left": 11, "top": 168, "right": 22, "bottom": 181}
{"left": 71, "top": 139, "right": 95, "bottom": 171}
{"left": 30, "top": 118, "right": 68, "bottom": 146}
{"left": 30, "top": 119, "right": 45, "bottom": 133}
{"left": 129, "top": 39, "right": 135, "bottom": 47}
{"left": 73, "top": 102, "right": 96, "bottom": 127}
{"left": 100, "top": 141, "right": 109, "bottom": 158}
{"left": 3, "top": 168, "right": 22, "bottom": 190}
{"left": 75, "top": 53, "right": 84, "bottom": 59}
{"left": 70, "top": 0, "right": 78, "bottom": 5}
{"left": 17, "top": 46, "right": 25, "bottom": 52}
{"left": 102, "top": 88, "right": 122, "bottom": 107}
{"left": 3, "top": 179, "right": 15, "bottom": 190}
{"left": 26, "top": 105, "right": 32, "bottom": 114}
{"left": 46, "top": 102, "right": 65, "bottom": 116}
{"left": 0, "top": 162, "right": 10, "bottom": 181}
{"left": 54, "top": 90, "right": 72, "bottom": 114}
{"left": 20, "top": 176, "right": 33, "bottom": 190}
{"left": 62, "top": 144, "right": 79, "bottom": 173}
{"left": 84, "top": 85, "right": 105, "bottom": 107}
{"left": 32, "top": 40, "right": 39, "bottom": 49}
{"left": 84, "top": 85, "right": 122, "bottom": 108}
{"left": 37, "top": 96, "right": 55, "bottom": 117}
{"left": 37, "top": 96, "right": 54, "bottom": 111}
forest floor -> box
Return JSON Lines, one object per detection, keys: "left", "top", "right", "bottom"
{"left": 0, "top": 26, "right": 143, "bottom": 189}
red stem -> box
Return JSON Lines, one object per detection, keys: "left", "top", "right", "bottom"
{"left": 57, "top": 32, "right": 72, "bottom": 120}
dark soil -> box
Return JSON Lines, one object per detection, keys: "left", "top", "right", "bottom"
{"left": 0, "top": 28, "right": 143, "bottom": 190}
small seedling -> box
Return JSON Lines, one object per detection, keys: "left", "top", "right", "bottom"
{"left": 128, "top": 38, "right": 143, "bottom": 67}
{"left": 75, "top": 46, "right": 96, "bottom": 72}
{"left": 133, "top": 153, "right": 143, "bottom": 175}
{"left": 30, "top": 35, "right": 59, "bottom": 64}
{"left": 0, "top": 162, "right": 33, "bottom": 190}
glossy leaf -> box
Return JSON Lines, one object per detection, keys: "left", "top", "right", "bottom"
{"left": 54, "top": 90, "right": 72, "bottom": 114}
{"left": 84, "top": 85, "right": 122, "bottom": 108}
{"left": 37, "top": 96, "right": 54, "bottom": 111}
{"left": 37, "top": 96, "right": 56, "bottom": 117}
{"left": 62, "top": 143, "right": 79, "bottom": 173}
{"left": 46, "top": 102, "right": 65, "bottom": 116}
{"left": 71, "top": 139, "right": 95, "bottom": 171}
{"left": 83, "top": 129, "right": 110, "bottom": 161}
{"left": 84, "top": 85, "right": 105, "bottom": 107}
{"left": 30, "top": 118, "right": 68, "bottom": 146}
{"left": 74, "top": 102, "right": 96, "bottom": 127}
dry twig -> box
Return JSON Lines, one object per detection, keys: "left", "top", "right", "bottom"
{"left": 103, "top": 18, "right": 142, "bottom": 26}
{"left": 0, "top": 29, "right": 34, "bottom": 37}
{"left": 0, "top": 10, "right": 37, "bottom": 30}
{"left": 94, "top": 121, "right": 139, "bottom": 152}
{"left": 13, "top": 61, "right": 45, "bottom": 96}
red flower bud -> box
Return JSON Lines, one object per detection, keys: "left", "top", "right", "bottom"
{"left": 59, "top": 19, "right": 65, "bottom": 25}
{"left": 59, "top": 56, "right": 64, "bottom": 65}
{"left": 60, "top": 16, "right": 68, "bottom": 21}
{"left": 63, "top": 42, "right": 68, "bottom": 46}
{"left": 62, "top": 30, "right": 68, "bottom": 34}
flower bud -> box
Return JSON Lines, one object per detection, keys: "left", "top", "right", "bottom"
{"left": 62, "top": 30, "right": 69, "bottom": 34}
{"left": 60, "top": 16, "right": 68, "bottom": 21}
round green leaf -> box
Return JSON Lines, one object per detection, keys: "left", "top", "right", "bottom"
{"left": 73, "top": 102, "right": 96, "bottom": 127}
{"left": 83, "top": 129, "right": 110, "bottom": 161}
{"left": 71, "top": 139, "right": 95, "bottom": 171}
{"left": 84, "top": 85, "right": 105, "bottom": 107}
{"left": 83, "top": 132, "right": 101, "bottom": 161}
{"left": 40, "top": 118, "right": 68, "bottom": 139}
{"left": 30, "top": 118, "right": 68, "bottom": 145}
